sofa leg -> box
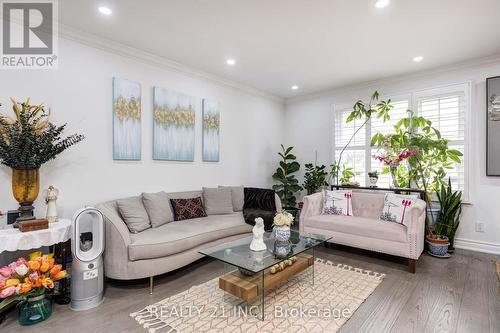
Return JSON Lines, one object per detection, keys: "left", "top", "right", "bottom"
{"left": 149, "top": 276, "right": 154, "bottom": 295}
{"left": 408, "top": 259, "right": 416, "bottom": 273}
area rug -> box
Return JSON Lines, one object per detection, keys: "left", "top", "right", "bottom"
{"left": 130, "top": 259, "right": 385, "bottom": 333}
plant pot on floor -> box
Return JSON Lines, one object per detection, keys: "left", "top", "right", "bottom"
{"left": 426, "top": 235, "right": 450, "bottom": 257}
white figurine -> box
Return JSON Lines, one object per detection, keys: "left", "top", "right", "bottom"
{"left": 44, "top": 185, "right": 59, "bottom": 223}
{"left": 250, "top": 217, "right": 267, "bottom": 251}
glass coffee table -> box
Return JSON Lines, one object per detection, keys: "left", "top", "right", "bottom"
{"left": 199, "top": 230, "right": 331, "bottom": 320}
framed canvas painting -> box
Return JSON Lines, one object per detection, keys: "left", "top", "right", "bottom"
{"left": 487, "top": 76, "right": 500, "bottom": 176}
{"left": 153, "top": 87, "right": 196, "bottom": 161}
{"left": 113, "top": 77, "right": 141, "bottom": 160}
{"left": 202, "top": 99, "right": 220, "bottom": 162}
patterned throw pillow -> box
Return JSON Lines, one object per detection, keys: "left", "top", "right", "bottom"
{"left": 380, "top": 193, "right": 418, "bottom": 226}
{"left": 322, "top": 190, "right": 353, "bottom": 216}
{"left": 170, "top": 197, "right": 207, "bottom": 221}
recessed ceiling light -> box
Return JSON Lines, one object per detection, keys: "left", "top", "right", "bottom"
{"left": 291, "top": 85, "right": 299, "bottom": 90}
{"left": 98, "top": 6, "right": 112, "bottom": 15}
{"left": 226, "top": 58, "right": 236, "bottom": 66}
{"left": 413, "top": 56, "right": 424, "bottom": 62}
{"left": 375, "top": 0, "right": 390, "bottom": 8}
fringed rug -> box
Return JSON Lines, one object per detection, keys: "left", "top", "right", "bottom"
{"left": 130, "top": 259, "right": 385, "bottom": 333}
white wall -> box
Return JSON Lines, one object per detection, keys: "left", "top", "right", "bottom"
{"left": 285, "top": 57, "right": 500, "bottom": 254}
{"left": 0, "top": 38, "right": 285, "bottom": 219}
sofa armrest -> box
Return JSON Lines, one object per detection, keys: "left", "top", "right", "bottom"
{"left": 299, "top": 192, "right": 323, "bottom": 232}
{"left": 96, "top": 203, "right": 132, "bottom": 278}
{"left": 407, "top": 198, "right": 426, "bottom": 259}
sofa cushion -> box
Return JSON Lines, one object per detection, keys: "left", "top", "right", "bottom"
{"left": 219, "top": 185, "right": 244, "bottom": 211}
{"left": 203, "top": 187, "right": 234, "bottom": 215}
{"left": 305, "top": 214, "right": 407, "bottom": 243}
{"left": 323, "top": 189, "right": 353, "bottom": 216}
{"left": 380, "top": 193, "right": 418, "bottom": 226}
{"left": 128, "top": 213, "right": 252, "bottom": 260}
{"left": 170, "top": 197, "right": 207, "bottom": 221}
{"left": 116, "top": 197, "right": 151, "bottom": 233}
{"left": 142, "top": 191, "right": 174, "bottom": 228}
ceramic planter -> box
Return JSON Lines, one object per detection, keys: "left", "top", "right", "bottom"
{"left": 273, "top": 226, "right": 291, "bottom": 242}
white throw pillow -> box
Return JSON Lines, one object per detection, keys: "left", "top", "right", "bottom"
{"left": 322, "top": 189, "right": 353, "bottom": 216}
{"left": 380, "top": 193, "right": 418, "bottom": 226}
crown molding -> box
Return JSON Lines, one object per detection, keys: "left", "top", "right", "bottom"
{"left": 286, "top": 53, "right": 500, "bottom": 105}
{"left": 58, "top": 24, "right": 284, "bottom": 105}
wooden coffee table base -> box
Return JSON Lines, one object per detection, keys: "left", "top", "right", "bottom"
{"left": 218, "top": 254, "right": 314, "bottom": 301}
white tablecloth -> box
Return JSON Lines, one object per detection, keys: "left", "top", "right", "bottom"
{"left": 0, "top": 219, "right": 72, "bottom": 253}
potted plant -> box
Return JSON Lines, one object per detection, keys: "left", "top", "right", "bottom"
{"left": 0, "top": 251, "right": 68, "bottom": 325}
{"left": 371, "top": 112, "right": 462, "bottom": 231}
{"left": 367, "top": 170, "right": 379, "bottom": 187}
{"left": 303, "top": 163, "right": 327, "bottom": 195}
{"left": 329, "top": 164, "right": 356, "bottom": 186}
{"left": 0, "top": 98, "right": 84, "bottom": 222}
{"left": 434, "top": 178, "right": 462, "bottom": 253}
{"left": 272, "top": 145, "right": 302, "bottom": 211}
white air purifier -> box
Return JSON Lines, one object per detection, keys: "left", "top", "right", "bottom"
{"left": 70, "top": 207, "right": 105, "bottom": 311}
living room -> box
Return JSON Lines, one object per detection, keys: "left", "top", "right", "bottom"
{"left": 0, "top": 1, "right": 499, "bottom": 332}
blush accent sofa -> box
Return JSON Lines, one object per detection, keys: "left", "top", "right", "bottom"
{"left": 96, "top": 190, "right": 281, "bottom": 292}
{"left": 299, "top": 191, "right": 426, "bottom": 273}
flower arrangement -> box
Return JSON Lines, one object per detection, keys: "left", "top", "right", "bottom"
{"left": 273, "top": 210, "right": 294, "bottom": 227}
{"left": 372, "top": 135, "right": 418, "bottom": 188}
{"left": 0, "top": 252, "right": 67, "bottom": 309}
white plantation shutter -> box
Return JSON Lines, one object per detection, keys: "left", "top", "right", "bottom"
{"left": 334, "top": 108, "right": 367, "bottom": 185}
{"left": 333, "top": 82, "right": 470, "bottom": 199}
{"left": 371, "top": 100, "right": 410, "bottom": 188}
{"left": 415, "top": 84, "right": 469, "bottom": 194}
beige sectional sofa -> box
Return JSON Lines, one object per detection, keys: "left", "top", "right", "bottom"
{"left": 299, "top": 191, "right": 426, "bottom": 272}
{"left": 96, "top": 190, "right": 281, "bottom": 291}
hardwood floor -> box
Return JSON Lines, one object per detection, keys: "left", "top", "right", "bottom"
{"left": 2, "top": 246, "right": 499, "bottom": 333}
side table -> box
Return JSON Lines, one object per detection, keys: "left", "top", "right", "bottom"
{"left": 0, "top": 219, "right": 72, "bottom": 304}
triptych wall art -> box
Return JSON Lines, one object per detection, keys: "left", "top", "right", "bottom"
{"left": 112, "top": 77, "right": 220, "bottom": 162}
{"left": 113, "top": 78, "right": 142, "bottom": 160}
{"left": 202, "top": 99, "right": 220, "bottom": 162}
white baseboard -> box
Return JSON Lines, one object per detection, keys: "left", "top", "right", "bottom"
{"left": 454, "top": 237, "right": 500, "bottom": 255}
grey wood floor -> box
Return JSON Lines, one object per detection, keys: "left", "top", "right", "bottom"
{"left": 2, "top": 246, "right": 499, "bottom": 333}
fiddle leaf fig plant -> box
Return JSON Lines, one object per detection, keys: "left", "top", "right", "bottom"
{"left": 272, "top": 145, "right": 302, "bottom": 209}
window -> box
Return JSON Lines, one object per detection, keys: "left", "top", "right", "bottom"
{"left": 333, "top": 82, "right": 470, "bottom": 199}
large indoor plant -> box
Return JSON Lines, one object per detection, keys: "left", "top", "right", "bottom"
{"left": 331, "top": 91, "right": 393, "bottom": 185}
{"left": 272, "top": 145, "right": 302, "bottom": 210}
{"left": 0, "top": 98, "right": 84, "bottom": 221}
{"left": 0, "top": 251, "right": 68, "bottom": 326}
{"left": 371, "top": 111, "right": 463, "bottom": 245}
{"left": 435, "top": 178, "right": 462, "bottom": 252}
{"left": 302, "top": 163, "right": 327, "bottom": 195}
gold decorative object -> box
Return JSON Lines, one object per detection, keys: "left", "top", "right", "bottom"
{"left": 12, "top": 167, "right": 39, "bottom": 222}
{"left": 269, "top": 256, "right": 298, "bottom": 274}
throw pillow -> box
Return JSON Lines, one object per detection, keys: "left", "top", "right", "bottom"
{"left": 203, "top": 187, "right": 234, "bottom": 215}
{"left": 219, "top": 185, "right": 244, "bottom": 211}
{"left": 322, "top": 189, "right": 353, "bottom": 216}
{"left": 170, "top": 197, "right": 207, "bottom": 221}
{"left": 116, "top": 197, "right": 151, "bottom": 233}
{"left": 142, "top": 191, "right": 174, "bottom": 228}
{"left": 380, "top": 193, "right": 418, "bottom": 226}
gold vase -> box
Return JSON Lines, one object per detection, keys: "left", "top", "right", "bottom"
{"left": 12, "top": 167, "right": 39, "bottom": 222}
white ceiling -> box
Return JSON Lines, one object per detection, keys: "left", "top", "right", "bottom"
{"left": 60, "top": 0, "right": 500, "bottom": 98}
